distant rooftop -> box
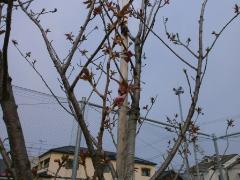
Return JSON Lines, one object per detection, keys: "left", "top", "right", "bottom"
{"left": 39, "top": 145, "right": 157, "bottom": 166}
{"left": 190, "top": 154, "right": 239, "bottom": 173}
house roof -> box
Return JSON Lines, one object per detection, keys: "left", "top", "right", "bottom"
{"left": 190, "top": 154, "right": 238, "bottom": 173}
{"left": 39, "top": 145, "right": 157, "bottom": 166}
{"left": 226, "top": 158, "right": 240, "bottom": 169}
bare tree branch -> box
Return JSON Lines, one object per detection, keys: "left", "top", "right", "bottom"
{"left": 70, "top": 19, "right": 118, "bottom": 91}
{"left": 0, "top": 137, "right": 16, "bottom": 178}
{"left": 144, "top": 24, "right": 197, "bottom": 70}
{"left": 62, "top": 0, "right": 96, "bottom": 73}
{"left": 204, "top": 12, "right": 240, "bottom": 59}
{"left": 0, "top": 0, "right": 13, "bottom": 101}
{"left": 18, "top": 0, "right": 63, "bottom": 71}
{"left": 13, "top": 43, "right": 73, "bottom": 116}
{"left": 150, "top": 1, "right": 208, "bottom": 178}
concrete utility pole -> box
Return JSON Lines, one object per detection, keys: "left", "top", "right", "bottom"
{"left": 193, "top": 140, "right": 200, "bottom": 180}
{"left": 173, "top": 87, "right": 191, "bottom": 180}
{"left": 116, "top": 0, "right": 129, "bottom": 179}
{"left": 71, "top": 97, "right": 86, "bottom": 180}
{"left": 212, "top": 134, "right": 225, "bottom": 180}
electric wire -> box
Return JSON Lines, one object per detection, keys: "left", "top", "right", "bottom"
{"left": 1, "top": 84, "right": 239, "bottom": 169}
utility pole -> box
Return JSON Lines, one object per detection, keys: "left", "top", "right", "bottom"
{"left": 193, "top": 140, "right": 200, "bottom": 180}
{"left": 173, "top": 87, "right": 191, "bottom": 180}
{"left": 71, "top": 97, "right": 86, "bottom": 180}
{"left": 116, "top": 0, "right": 129, "bottom": 179}
{"left": 212, "top": 134, "right": 225, "bottom": 180}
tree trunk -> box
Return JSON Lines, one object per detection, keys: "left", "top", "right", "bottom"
{"left": 61, "top": 77, "right": 105, "bottom": 179}
{"left": 150, "top": 2, "right": 207, "bottom": 179}
{"left": 125, "top": 40, "right": 142, "bottom": 180}
{"left": 1, "top": 78, "right": 33, "bottom": 180}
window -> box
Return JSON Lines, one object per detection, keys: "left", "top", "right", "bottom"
{"left": 65, "top": 159, "right": 74, "bottom": 169}
{"left": 43, "top": 158, "right": 50, "bottom": 168}
{"left": 141, "top": 168, "right": 150, "bottom": 177}
{"left": 39, "top": 161, "right": 43, "bottom": 169}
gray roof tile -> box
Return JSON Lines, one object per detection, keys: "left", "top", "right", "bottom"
{"left": 39, "top": 145, "right": 157, "bottom": 166}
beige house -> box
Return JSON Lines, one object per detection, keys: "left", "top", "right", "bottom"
{"left": 34, "top": 146, "right": 156, "bottom": 180}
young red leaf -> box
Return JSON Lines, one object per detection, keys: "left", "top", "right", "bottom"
{"left": 94, "top": 6, "right": 102, "bottom": 16}
{"left": 124, "top": 50, "right": 134, "bottom": 63}
{"left": 114, "top": 94, "right": 126, "bottom": 107}
{"left": 118, "top": 81, "right": 128, "bottom": 95}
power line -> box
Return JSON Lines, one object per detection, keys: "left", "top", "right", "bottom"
{"left": 11, "top": 85, "right": 240, "bottom": 145}
{"left": 199, "top": 114, "right": 240, "bottom": 126}
{"left": 12, "top": 84, "right": 213, "bottom": 139}
{"left": 137, "top": 137, "right": 163, "bottom": 153}
{"left": 17, "top": 102, "right": 67, "bottom": 106}
{"left": 13, "top": 85, "right": 66, "bottom": 100}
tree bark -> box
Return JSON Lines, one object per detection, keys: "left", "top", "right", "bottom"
{"left": 125, "top": 39, "right": 142, "bottom": 180}
{"left": 1, "top": 79, "right": 33, "bottom": 180}
{"left": 61, "top": 76, "right": 105, "bottom": 180}
{"left": 0, "top": 0, "right": 33, "bottom": 179}
{"left": 117, "top": 27, "right": 129, "bottom": 180}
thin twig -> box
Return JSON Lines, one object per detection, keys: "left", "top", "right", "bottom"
{"left": 136, "top": 95, "right": 158, "bottom": 134}
{"left": 18, "top": 0, "right": 63, "bottom": 71}
{"left": 143, "top": 0, "right": 163, "bottom": 44}
{"left": 200, "top": 54, "right": 208, "bottom": 84}
{"left": 13, "top": 44, "right": 73, "bottom": 116}
{"left": 62, "top": 0, "right": 96, "bottom": 73}
{"left": 144, "top": 24, "right": 197, "bottom": 70}
{"left": 70, "top": 22, "right": 116, "bottom": 90}
{"left": 183, "top": 69, "right": 193, "bottom": 98}
{"left": 203, "top": 12, "right": 240, "bottom": 59}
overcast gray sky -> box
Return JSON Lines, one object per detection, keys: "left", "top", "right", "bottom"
{"left": 1, "top": 0, "right": 240, "bottom": 168}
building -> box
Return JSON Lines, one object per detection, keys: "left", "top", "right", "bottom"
{"left": 190, "top": 154, "right": 240, "bottom": 180}
{"left": 35, "top": 146, "right": 156, "bottom": 180}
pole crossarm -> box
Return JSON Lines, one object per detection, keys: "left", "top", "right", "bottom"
{"left": 217, "top": 132, "right": 240, "bottom": 140}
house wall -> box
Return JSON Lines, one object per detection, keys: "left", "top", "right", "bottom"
{"left": 132, "top": 163, "right": 156, "bottom": 180}
{"left": 226, "top": 163, "right": 240, "bottom": 180}
{"left": 203, "top": 170, "right": 220, "bottom": 180}
{"left": 37, "top": 152, "right": 155, "bottom": 180}
{"left": 200, "top": 165, "right": 240, "bottom": 180}
{"left": 192, "top": 156, "right": 240, "bottom": 180}
{"left": 202, "top": 169, "right": 230, "bottom": 180}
